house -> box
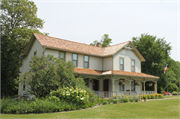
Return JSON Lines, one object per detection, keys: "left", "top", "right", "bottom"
{"left": 18, "top": 33, "right": 159, "bottom": 98}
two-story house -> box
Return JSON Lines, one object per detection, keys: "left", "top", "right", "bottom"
{"left": 18, "top": 33, "right": 159, "bottom": 98}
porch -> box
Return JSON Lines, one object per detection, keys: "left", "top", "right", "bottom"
{"left": 83, "top": 76, "right": 158, "bottom": 98}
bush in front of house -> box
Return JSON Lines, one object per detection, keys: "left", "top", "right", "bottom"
{"left": 113, "top": 99, "right": 118, "bottom": 104}
{"left": 103, "top": 100, "right": 108, "bottom": 105}
{"left": 129, "top": 98, "right": 134, "bottom": 102}
{"left": 123, "top": 97, "right": 129, "bottom": 103}
{"left": 107, "top": 98, "right": 113, "bottom": 104}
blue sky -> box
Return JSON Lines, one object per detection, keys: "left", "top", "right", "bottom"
{"left": 33, "top": 0, "right": 179, "bottom": 61}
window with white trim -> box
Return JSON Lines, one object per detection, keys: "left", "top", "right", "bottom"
{"left": 73, "top": 54, "right": 78, "bottom": 67}
{"left": 131, "top": 60, "right": 135, "bottom": 72}
{"left": 120, "top": 58, "right": 124, "bottom": 71}
{"left": 84, "top": 55, "right": 89, "bottom": 68}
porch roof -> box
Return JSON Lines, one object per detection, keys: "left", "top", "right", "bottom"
{"left": 74, "top": 68, "right": 159, "bottom": 79}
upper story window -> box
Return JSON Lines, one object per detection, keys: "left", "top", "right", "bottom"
{"left": 59, "top": 52, "right": 65, "bottom": 60}
{"left": 73, "top": 54, "right": 78, "bottom": 67}
{"left": 84, "top": 55, "right": 89, "bottom": 68}
{"left": 131, "top": 60, "right": 135, "bottom": 72}
{"left": 34, "top": 51, "right": 37, "bottom": 56}
{"left": 120, "top": 58, "right": 124, "bottom": 71}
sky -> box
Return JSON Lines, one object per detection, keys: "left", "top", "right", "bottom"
{"left": 33, "top": 0, "right": 179, "bottom": 61}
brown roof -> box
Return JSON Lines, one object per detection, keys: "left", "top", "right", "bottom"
{"left": 33, "top": 33, "right": 130, "bottom": 56}
{"left": 74, "top": 68, "right": 159, "bottom": 79}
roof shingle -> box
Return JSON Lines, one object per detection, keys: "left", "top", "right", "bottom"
{"left": 33, "top": 33, "right": 129, "bottom": 56}
{"left": 74, "top": 68, "right": 159, "bottom": 79}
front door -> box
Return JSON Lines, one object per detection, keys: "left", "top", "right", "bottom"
{"left": 103, "top": 79, "right": 109, "bottom": 97}
{"left": 93, "top": 79, "right": 99, "bottom": 91}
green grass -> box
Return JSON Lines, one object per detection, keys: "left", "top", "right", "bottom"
{"left": 1, "top": 98, "right": 180, "bottom": 118}
{"left": 164, "top": 95, "right": 180, "bottom": 98}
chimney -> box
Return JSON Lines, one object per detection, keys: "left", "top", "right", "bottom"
{"left": 97, "top": 43, "right": 102, "bottom": 47}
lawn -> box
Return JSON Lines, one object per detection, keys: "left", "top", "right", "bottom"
{"left": 1, "top": 98, "right": 180, "bottom": 119}
{"left": 164, "top": 95, "right": 180, "bottom": 98}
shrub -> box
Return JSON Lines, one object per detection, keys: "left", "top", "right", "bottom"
{"left": 129, "top": 98, "right": 134, "bottom": 102}
{"left": 147, "top": 95, "right": 151, "bottom": 99}
{"left": 123, "top": 97, "right": 129, "bottom": 103}
{"left": 103, "top": 100, "right": 108, "bottom": 105}
{"left": 165, "top": 83, "right": 179, "bottom": 93}
{"left": 172, "top": 91, "right": 178, "bottom": 95}
{"left": 108, "top": 98, "right": 113, "bottom": 104}
{"left": 113, "top": 99, "right": 118, "bottom": 104}
{"left": 118, "top": 98, "right": 123, "bottom": 103}
{"left": 134, "top": 97, "right": 138, "bottom": 102}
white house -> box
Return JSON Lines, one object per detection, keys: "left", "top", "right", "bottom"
{"left": 18, "top": 33, "right": 159, "bottom": 98}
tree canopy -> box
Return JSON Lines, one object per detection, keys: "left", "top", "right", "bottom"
{"left": 90, "top": 34, "right": 112, "bottom": 47}
{"left": 132, "top": 34, "right": 179, "bottom": 93}
{"left": 1, "top": 0, "right": 45, "bottom": 97}
{"left": 20, "top": 55, "right": 85, "bottom": 98}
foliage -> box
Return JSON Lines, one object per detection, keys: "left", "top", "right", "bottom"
{"left": 129, "top": 98, "right": 134, "bottom": 102}
{"left": 1, "top": 97, "right": 88, "bottom": 114}
{"left": 165, "top": 83, "right": 179, "bottom": 93}
{"left": 135, "top": 82, "right": 141, "bottom": 86}
{"left": 141, "top": 94, "right": 164, "bottom": 99}
{"left": 107, "top": 98, "right": 113, "bottom": 104}
{"left": 2, "top": 98, "right": 180, "bottom": 118}
{"left": 49, "top": 87, "right": 89, "bottom": 105}
{"left": 90, "top": 34, "right": 112, "bottom": 47}
{"left": 123, "top": 97, "right": 129, "bottom": 103}
{"left": 131, "top": 34, "right": 177, "bottom": 93}
{"left": 1, "top": 0, "right": 46, "bottom": 97}
{"left": 102, "top": 100, "right": 108, "bottom": 105}
{"left": 20, "top": 55, "right": 82, "bottom": 98}
{"left": 113, "top": 99, "right": 118, "bottom": 104}
{"left": 172, "top": 91, "right": 178, "bottom": 95}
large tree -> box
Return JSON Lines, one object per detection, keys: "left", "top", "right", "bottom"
{"left": 1, "top": 0, "right": 45, "bottom": 97}
{"left": 90, "top": 34, "right": 112, "bottom": 47}
{"left": 132, "top": 34, "right": 172, "bottom": 93}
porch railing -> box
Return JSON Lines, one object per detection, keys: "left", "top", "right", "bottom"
{"left": 140, "top": 91, "right": 156, "bottom": 95}
{"left": 94, "top": 91, "right": 157, "bottom": 98}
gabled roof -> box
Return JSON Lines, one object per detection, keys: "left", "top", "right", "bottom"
{"left": 25, "top": 33, "right": 145, "bottom": 61}
{"left": 74, "top": 68, "right": 159, "bottom": 79}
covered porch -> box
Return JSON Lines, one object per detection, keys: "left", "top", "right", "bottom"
{"left": 75, "top": 68, "right": 159, "bottom": 98}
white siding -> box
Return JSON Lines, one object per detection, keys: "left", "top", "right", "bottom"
{"left": 113, "top": 49, "right": 141, "bottom": 73}
{"left": 103, "top": 57, "right": 113, "bottom": 70}
{"left": 89, "top": 56, "right": 102, "bottom": 70}
{"left": 66, "top": 52, "right": 72, "bottom": 62}
{"left": 19, "top": 39, "right": 44, "bottom": 96}
{"left": 78, "top": 54, "right": 83, "bottom": 68}
{"left": 44, "top": 49, "right": 59, "bottom": 58}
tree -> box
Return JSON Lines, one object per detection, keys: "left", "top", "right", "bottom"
{"left": 132, "top": 34, "right": 172, "bottom": 93}
{"left": 90, "top": 34, "right": 112, "bottom": 47}
{"left": 20, "top": 55, "right": 84, "bottom": 98}
{"left": 1, "top": 0, "right": 45, "bottom": 97}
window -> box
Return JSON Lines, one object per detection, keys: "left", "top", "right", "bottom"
{"left": 84, "top": 55, "right": 89, "bottom": 68}
{"left": 73, "top": 54, "right": 78, "bottom": 67}
{"left": 59, "top": 52, "right": 65, "bottom": 60}
{"left": 119, "top": 79, "right": 124, "bottom": 91}
{"left": 120, "top": 58, "right": 124, "bottom": 71}
{"left": 131, "top": 60, "right": 135, "bottom": 72}
{"left": 131, "top": 80, "right": 135, "bottom": 91}
{"left": 34, "top": 51, "right": 37, "bottom": 56}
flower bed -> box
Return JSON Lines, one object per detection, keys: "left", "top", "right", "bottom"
{"left": 141, "top": 94, "right": 164, "bottom": 100}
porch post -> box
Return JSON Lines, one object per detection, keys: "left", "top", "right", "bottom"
{"left": 143, "top": 81, "right": 146, "bottom": 94}
{"left": 111, "top": 78, "right": 115, "bottom": 98}
{"left": 100, "top": 78, "right": 104, "bottom": 92}
{"left": 154, "top": 81, "right": 157, "bottom": 93}
{"left": 129, "top": 80, "right": 132, "bottom": 95}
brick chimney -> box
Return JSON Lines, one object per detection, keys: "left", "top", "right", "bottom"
{"left": 97, "top": 43, "right": 102, "bottom": 47}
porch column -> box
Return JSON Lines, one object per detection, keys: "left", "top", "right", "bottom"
{"left": 129, "top": 80, "right": 132, "bottom": 95}
{"left": 111, "top": 78, "right": 116, "bottom": 97}
{"left": 100, "top": 78, "right": 104, "bottom": 92}
{"left": 154, "top": 81, "right": 157, "bottom": 93}
{"left": 143, "top": 81, "right": 146, "bottom": 94}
